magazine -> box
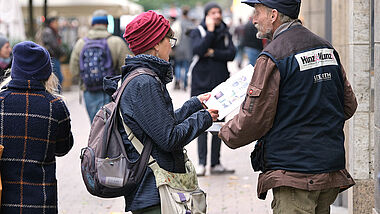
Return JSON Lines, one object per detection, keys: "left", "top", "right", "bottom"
{"left": 204, "top": 64, "right": 255, "bottom": 120}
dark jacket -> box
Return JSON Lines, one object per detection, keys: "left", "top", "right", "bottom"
{"left": 0, "top": 58, "right": 11, "bottom": 82}
{"left": 190, "top": 20, "right": 236, "bottom": 96}
{"left": 220, "top": 21, "right": 357, "bottom": 172}
{"left": 0, "top": 79, "right": 74, "bottom": 214}
{"left": 42, "top": 26, "right": 63, "bottom": 59}
{"left": 241, "top": 22, "right": 263, "bottom": 50}
{"left": 262, "top": 24, "right": 347, "bottom": 173}
{"left": 104, "top": 54, "right": 213, "bottom": 211}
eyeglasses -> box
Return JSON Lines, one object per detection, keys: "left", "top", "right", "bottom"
{"left": 166, "top": 36, "right": 177, "bottom": 48}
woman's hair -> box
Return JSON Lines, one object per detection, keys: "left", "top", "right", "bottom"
{"left": 0, "top": 72, "right": 61, "bottom": 96}
{"left": 164, "top": 28, "right": 175, "bottom": 39}
{"left": 44, "top": 73, "right": 60, "bottom": 95}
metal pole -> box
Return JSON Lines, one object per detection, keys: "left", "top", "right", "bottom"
{"left": 44, "top": 0, "right": 48, "bottom": 20}
{"left": 28, "top": 0, "right": 34, "bottom": 38}
{"left": 325, "top": 0, "right": 332, "bottom": 43}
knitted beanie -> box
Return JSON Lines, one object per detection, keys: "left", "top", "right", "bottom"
{"left": 204, "top": 2, "right": 222, "bottom": 16}
{"left": 123, "top": 11, "right": 170, "bottom": 55}
{"left": 11, "top": 41, "right": 52, "bottom": 81}
{"left": 92, "top": 9, "right": 109, "bottom": 25}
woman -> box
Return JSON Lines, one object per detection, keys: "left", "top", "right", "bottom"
{"left": 0, "top": 35, "right": 12, "bottom": 81}
{"left": 105, "top": 11, "right": 218, "bottom": 213}
{"left": 0, "top": 41, "right": 74, "bottom": 213}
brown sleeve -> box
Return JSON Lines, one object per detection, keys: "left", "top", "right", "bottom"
{"left": 218, "top": 55, "right": 280, "bottom": 149}
{"left": 341, "top": 66, "right": 357, "bottom": 120}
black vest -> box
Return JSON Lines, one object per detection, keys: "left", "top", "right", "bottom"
{"left": 262, "top": 25, "right": 346, "bottom": 173}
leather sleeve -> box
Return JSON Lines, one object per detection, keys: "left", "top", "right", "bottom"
{"left": 218, "top": 55, "right": 280, "bottom": 149}
{"left": 340, "top": 66, "right": 357, "bottom": 120}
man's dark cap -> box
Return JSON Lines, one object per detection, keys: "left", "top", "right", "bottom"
{"left": 204, "top": 2, "right": 222, "bottom": 16}
{"left": 241, "top": 0, "right": 301, "bottom": 19}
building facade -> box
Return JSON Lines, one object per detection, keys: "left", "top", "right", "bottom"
{"left": 301, "top": 0, "right": 379, "bottom": 213}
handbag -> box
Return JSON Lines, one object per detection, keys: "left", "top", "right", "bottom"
{"left": 0, "top": 144, "right": 4, "bottom": 205}
{"left": 250, "top": 139, "right": 266, "bottom": 172}
{"left": 120, "top": 114, "right": 207, "bottom": 214}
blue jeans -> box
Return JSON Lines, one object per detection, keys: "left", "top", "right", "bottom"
{"left": 51, "top": 57, "right": 63, "bottom": 84}
{"left": 83, "top": 90, "right": 111, "bottom": 123}
{"left": 175, "top": 60, "right": 190, "bottom": 89}
{"left": 245, "top": 47, "right": 261, "bottom": 66}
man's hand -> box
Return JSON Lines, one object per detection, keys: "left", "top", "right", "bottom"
{"left": 207, "top": 109, "right": 219, "bottom": 121}
{"left": 205, "top": 15, "right": 215, "bottom": 32}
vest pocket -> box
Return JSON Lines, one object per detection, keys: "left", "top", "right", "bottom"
{"left": 243, "top": 86, "right": 262, "bottom": 113}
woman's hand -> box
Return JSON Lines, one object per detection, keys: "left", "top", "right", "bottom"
{"left": 198, "top": 93, "right": 211, "bottom": 108}
{"left": 207, "top": 109, "right": 219, "bottom": 121}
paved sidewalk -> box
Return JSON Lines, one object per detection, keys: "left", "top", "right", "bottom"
{"left": 56, "top": 62, "right": 347, "bottom": 213}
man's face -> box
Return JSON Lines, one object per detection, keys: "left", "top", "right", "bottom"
{"left": 207, "top": 8, "right": 222, "bottom": 26}
{"left": 252, "top": 4, "right": 273, "bottom": 39}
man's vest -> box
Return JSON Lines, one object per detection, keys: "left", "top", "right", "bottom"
{"left": 262, "top": 25, "right": 346, "bottom": 173}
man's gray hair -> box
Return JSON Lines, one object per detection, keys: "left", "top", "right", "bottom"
{"left": 264, "top": 6, "right": 296, "bottom": 24}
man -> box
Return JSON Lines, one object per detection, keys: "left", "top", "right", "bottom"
{"left": 241, "top": 15, "right": 263, "bottom": 65}
{"left": 190, "top": 2, "right": 236, "bottom": 176}
{"left": 218, "top": 0, "right": 357, "bottom": 213}
{"left": 172, "top": 6, "right": 195, "bottom": 91}
{"left": 70, "top": 10, "right": 130, "bottom": 123}
{"left": 233, "top": 18, "right": 245, "bottom": 68}
{"left": 42, "top": 17, "right": 64, "bottom": 85}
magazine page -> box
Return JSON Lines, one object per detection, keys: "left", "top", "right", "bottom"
{"left": 204, "top": 64, "right": 255, "bottom": 120}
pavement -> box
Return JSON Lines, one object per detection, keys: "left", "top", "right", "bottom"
{"left": 56, "top": 62, "right": 348, "bottom": 214}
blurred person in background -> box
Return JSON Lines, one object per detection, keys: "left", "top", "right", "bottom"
{"left": 42, "top": 17, "right": 64, "bottom": 86}
{"left": 189, "top": 2, "right": 236, "bottom": 176}
{"left": 0, "top": 35, "right": 12, "bottom": 81}
{"left": 70, "top": 10, "right": 130, "bottom": 123}
{"left": 241, "top": 14, "right": 263, "bottom": 66}
{"left": 233, "top": 18, "right": 245, "bottom": 68}
{"left": 0, "top": 41, "right": 73, "bottom": 214}
{"left": 172, "top": 6, "right": 195, "bottom": 91}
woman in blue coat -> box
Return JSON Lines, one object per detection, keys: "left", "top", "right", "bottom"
{"left": 0, "top": 41, "right": 73, "bottom": 214}
{"left": 104, "top": 11, "right": 218, "bottom": 213}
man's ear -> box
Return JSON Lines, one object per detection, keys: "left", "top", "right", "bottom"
{"left": 271, "top": 9, "right": 278, "bottom": 23}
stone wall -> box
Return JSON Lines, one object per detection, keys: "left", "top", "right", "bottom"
{"left": 302, "top": 0, "right": 376, "bottom": 213}
{"left": 374, "top": 0, "right": 380, "bottom": 212}
{"left": 346, "top": 0, "right": 375, "bottom": 213}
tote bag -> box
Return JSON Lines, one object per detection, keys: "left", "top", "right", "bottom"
{"left": 120, "top": 115, "right": 207, "bottom": 214}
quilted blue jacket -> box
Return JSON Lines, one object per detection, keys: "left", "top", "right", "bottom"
{"left": 104, "top": 54, "right": 212, "bottom": 212}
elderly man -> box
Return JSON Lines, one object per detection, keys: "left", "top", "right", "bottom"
{"left": 218, "top": 0, "right": 358, "bottom": 213}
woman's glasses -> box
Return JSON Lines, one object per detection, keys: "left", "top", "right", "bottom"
{"left": 166, "top": 36, "right": 177, "bottom": 48}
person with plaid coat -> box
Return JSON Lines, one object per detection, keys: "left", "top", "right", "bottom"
{"left": 0, "top": 41, "right": 74, "bottom": 214}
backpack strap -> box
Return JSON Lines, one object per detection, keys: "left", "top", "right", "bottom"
{"left": 111, "top": 68, "right": 160, "bottom": 103}
{"left": 115, "top": 68, "right": 161, "bottom": 165}
{"left": 188, "top": 25, "right": 207, "bottom": 75}
{"left": 103, "top": 68, "right": 157, "bottom": 158}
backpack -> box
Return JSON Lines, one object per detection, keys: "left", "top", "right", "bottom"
{"left": 79, "top": 37, "right": 114, "bottom": 91}
{"left": 80, "top": 68, "right": 157, "bottom": 198}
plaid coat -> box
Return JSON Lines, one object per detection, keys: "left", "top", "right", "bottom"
{"left": 0, "top": 79, "right": 73, "bottom": 214}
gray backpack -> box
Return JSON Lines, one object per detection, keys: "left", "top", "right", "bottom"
{"left": 80, "top": 68, "right": 157, "bottom": 198}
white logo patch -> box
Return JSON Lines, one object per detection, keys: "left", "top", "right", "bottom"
{"left": 295, "top": 48, "right": 338, "bottom": 71}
